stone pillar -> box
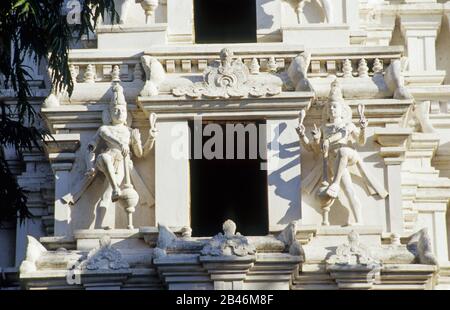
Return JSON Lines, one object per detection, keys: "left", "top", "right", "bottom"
{"left": 167, "top": 0, "right": 193, "bottom": 43}
{"left": 375, "top": 128, "right": 413, "bottom": 234}
{"left": 155, "top": 121, "right": 190, "bottom": 228}
{"left": 432, "top": 207, "right": 450, "bottom": 262}
{"left": 44, "top": 133, "right": 80, "bottom": 237}
{"left": 400, "top": 14, "right": 441, "bottom": 72}
{"left": 266, "top": 119, "right": 301, "bottom": 232}
{"left": 384, "top": 160, "right": 404, "bottom": 234}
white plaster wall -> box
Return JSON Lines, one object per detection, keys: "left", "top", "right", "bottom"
{"left": 257, "top": 0, "right": 282, "bottom": 42}
{"left": 266, "top": 119, "right": 301, "bottom": 232}
{"left": 155, "top": 121, "right": 190, "bottom": 228}
{"left": 436, "top": 15, "right": 450, "bottom": 84}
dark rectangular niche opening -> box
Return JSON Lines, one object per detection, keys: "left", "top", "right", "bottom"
{"left": 189, "top": 120, "right": 269, "bottom": 237}
{"left": 193, "top": 0, "right": 257, "bottom": 44}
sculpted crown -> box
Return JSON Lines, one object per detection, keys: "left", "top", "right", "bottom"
{"left": 110, "top": 82, "right": 127, "bottom": 108}
{"left": 328, "top": 79, "right": 344, "bottom": 103}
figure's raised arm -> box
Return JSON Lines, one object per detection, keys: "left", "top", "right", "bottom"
{"left": 354, "top": 104, "right": 368, "bottom": 145}
{"left": 131, "top": 113, "right": 157, "bottom": 158}
{"left": 297, "top": 124, "right": 322, "bottom": 154}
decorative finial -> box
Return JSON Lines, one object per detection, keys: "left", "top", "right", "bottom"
{"left": 358, "top": 58, "right": 369, "bottom": 78}
{"left": 84, "top": 64, "right": 95, "bottom": 83}
{"left": 223, "top": 219, "right": 237, "bottom": 237}
{"left": 267, "top": 57, "right": 278, "bottom": 72}
{"left": 372, "top": 58, "right": 383, "bottom": 75}
{"left": 342, "top": 59, "right": 353, "bottom": 78}
{"left": 250, "top": 58, "right": 260, "bottom": 75}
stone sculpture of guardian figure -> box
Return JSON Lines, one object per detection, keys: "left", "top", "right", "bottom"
{"left": 297, "top": 80, "right": 388, "bottom": 226}
{"left": 63, "top": 82, "right": 157, "bottom": 229}
{"left": 85, "top": 82, "right": 157, "bottom": 202}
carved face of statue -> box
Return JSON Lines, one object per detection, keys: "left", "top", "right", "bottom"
{"left": 110, "top": 105, "right": 127, "bottom": 125}
{"left": 329, "top": 101, "right": 343, "bottom": 121}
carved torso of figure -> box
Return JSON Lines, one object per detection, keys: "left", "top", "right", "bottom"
{"left": 324, "top": 123, "right": 352, "bottom": 150}
{"left": 322, "top": 122, "right": 360, "bottom": 167}
{"left": 97, "top": 123, "right": 131, "bottom": 162}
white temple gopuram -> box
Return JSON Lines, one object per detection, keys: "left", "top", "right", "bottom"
{"left": 3, "top": 0, "right": 450, "bottom": 290}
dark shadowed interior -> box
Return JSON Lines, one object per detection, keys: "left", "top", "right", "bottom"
{"left": 189, "top": 121, "right": 269, "bottom": 237}
{"left": 193, "top": 0, "right": 257, "bottom": 44}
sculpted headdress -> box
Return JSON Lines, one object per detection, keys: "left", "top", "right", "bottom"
{"left": 323, "top": 79, "right": 352, "bottom": 124}
{"left": 103, "top": 83, "right": 129, "bottom": 125}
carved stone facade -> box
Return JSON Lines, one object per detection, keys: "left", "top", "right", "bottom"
{"left": 2, "top": 0, "right": 450, "bottom": 290}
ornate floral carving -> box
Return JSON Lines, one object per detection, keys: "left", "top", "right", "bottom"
{"left": 327, "top": 231, "right": 380, "bottom": 267}
{"left": 201, "top": 220, "right": 256, "bottom": 257}
{"left": 78, "top": 236, "right": 129, "bottom": 270}
{"left": 172, "top": 48, "right": 281, "bottom": 99}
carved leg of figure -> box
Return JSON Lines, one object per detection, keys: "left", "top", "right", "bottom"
{"left": 327, "top": 150, "right": 349, "bottom": 198}
{"left": 97, "top": 154, "right": 121, "bottom": 202}
{"left": 341, "top": 171, "right": 363, "bottom": 225}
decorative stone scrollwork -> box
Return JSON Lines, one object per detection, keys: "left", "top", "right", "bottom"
{"left": 172, "top": 48, "right": 281, "bottom": 99}
{"left": 327, "top": 231, "right": 380, "bottom": 267}
{"left": 327, "top": 231, "right": 381, "bottom": 289}
{"left": 287, "top": 51, "right": 313, "bottom": 91}
{"left": 20, "top": 236, "right": 48, "bottom": 274}
{"left": 78, "top": 236, "right": 129, "bottom": 270}
{"left": 201, "top": 220, "right": 256, "bottom": 257}
{"left": 140, "top": 55, "right": 166, "bottom": 97}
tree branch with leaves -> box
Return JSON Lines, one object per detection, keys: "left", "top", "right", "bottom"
{"left": 0, "top": 0, "right": 119, "bottom": 225}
